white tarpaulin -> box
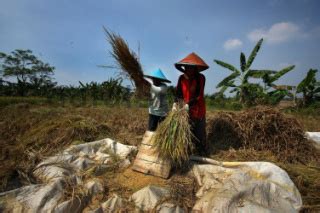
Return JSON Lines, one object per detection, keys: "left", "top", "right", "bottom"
{"left": 306, "top": 132, "right": 320, "bottom": 149}
{"left": 128, "top": 161, "right": 302, "bottom": 212}
{"left": 191, "top": 161, "right": 302, "bottom": 212}
{"left": 0, "top": 137, "right": 303, "bottom": 212}
{"left": 0, "top": 138, "right": 137, "bottom": 213}
{"left": 130, "top": 185, "right": 169, "bottom": 211}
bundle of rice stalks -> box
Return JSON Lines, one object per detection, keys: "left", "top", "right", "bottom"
{"left": 207, "top": 106, "right": 319, "bottom": 164}
{"left": 104, "top": 27, "right": 149, "bottom": 97}
{"left": 153, "top": 107, "right": 194, "bottom": 166}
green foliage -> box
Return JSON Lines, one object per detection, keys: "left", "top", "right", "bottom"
{"left": 0, "top": 49, "right": 55, "bottom": 96}
{"left": 0, "top": 48, "right": 133, "bottom": 106}
{"left": 205, "top": 95, "right": 242, "bottom": 111}
{"left": 215, "top": 38, "right": 295, "bottom": 106}
{"left": 247, "top": 70, "right": 277, "bottom": 79}
{"left": 216, "top": 72, "right": 239, "bottom": 88}
{"left": 297, "top": 69, "right": 320, "bottom": 106}
{"left": 284, "top": 101, "right": 320, "bottom": 116}
{"left": 0, "top": 96, "right": 47, "bottom": 107}
{"left": 166, "top": 85, "right": 176, "bottom": 106}
{"left": 215, "top": 38, "right": 265, "bottom": 106}
{"left": 246, "top": 38, "right": 263, "bottom": 70}
{"left": 265, "top": 89, "right": 292, "bottom": 105}
{"left": 78, "top": 78, "right": 130, "bottom": 105}
{"left": 268, "top": 65, "right": 295, "bottom": 83}
{"left": 240, "top": 52, "right": 246, "bottom": 72}
{"left": 213, "top": 60, "right": 240, "bottom": 73}
{"left": 52, "top": 78, "right": 132, "bottom": 106}
{"left": 218, "top": 80, "right": 236, "bottom": 95}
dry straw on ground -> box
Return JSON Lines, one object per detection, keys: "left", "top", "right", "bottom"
{"left": 104, "top": 27, "right": 149, "bottom": 97}
{"left": 167, "top": 174, "right": 198, "bottom": 210}
{"left": 207, "top": 106, "right": 319, "bottom": 164}
{"left": 153, "top": 106, "right": 194, "bottom": 166}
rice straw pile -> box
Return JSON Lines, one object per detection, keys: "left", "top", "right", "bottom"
{"left": 104, "top": 27, "right": 149, "bottom": 97}
{"left": 153, "top": 106, "right": 194, "bottom": 166}
{"left": 207, "top": 106, "right": 320, "bottom": 164}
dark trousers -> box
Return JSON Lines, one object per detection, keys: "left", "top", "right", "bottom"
{"left": 190, "top": 117, "right": 207, "bottom": 155}
{"left": 148, "top": 114, "right": 165, "bottom": 131}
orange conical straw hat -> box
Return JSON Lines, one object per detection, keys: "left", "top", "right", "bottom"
{"left": 175, "top": 52, "right": 209, "bottom": 72}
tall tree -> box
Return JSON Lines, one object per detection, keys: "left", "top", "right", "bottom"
{"left": 0, "top": 49, "right": 55, "bottom": 96}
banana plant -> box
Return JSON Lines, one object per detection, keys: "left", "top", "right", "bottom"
{"left": 254, "top": 66, "right": 295, "bottom": 104}
{"left": 215, "top": 39, "right": 266, "bottom": 105}
{"left": 297, "top": 69, "right": 320, "bottom": 106}
{"left": 267, "top": 87, "right": 294, "bottom": 105}
{"left": 215, "top": 38, "right": 295, "bottom": 106}
{"left": 252, "top": 66, "right": 295, "bottom": 91}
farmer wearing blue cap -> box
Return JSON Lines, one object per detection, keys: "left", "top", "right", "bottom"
{"left": 144, "top": 69, "right": 171, "bottom": 131}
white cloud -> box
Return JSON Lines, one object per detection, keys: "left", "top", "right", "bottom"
{"left": 223, "top": 39, "right": 243, "bottom": 50}
{"left": 248, "top": 22, "right": 300, "bottom": 44}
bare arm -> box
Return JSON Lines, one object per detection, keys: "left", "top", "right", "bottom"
{"left": 144, "top": 77, "right": 167, "bottom": 94}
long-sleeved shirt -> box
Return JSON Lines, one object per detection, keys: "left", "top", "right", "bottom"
{"left": 144, "top": 78, "right": 168, "bottom": 117}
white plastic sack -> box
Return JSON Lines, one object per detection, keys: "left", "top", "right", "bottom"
{"left": 191, "top": 161, "right": 302, "bottom": 212}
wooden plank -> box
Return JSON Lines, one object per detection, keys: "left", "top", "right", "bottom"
{"left": 132, "top": 158, "right": 171, "bottom": 179}
{"left": 136, "top": 145, "right": 160, "bottom": 158}
{"left": 135, "top": 154, "right": 167, "bottom": 164}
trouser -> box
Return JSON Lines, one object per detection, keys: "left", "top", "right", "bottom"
{"left": 190, "top": 117, "right": 207, "bottom": 154}
{"left": 148, "top": 114, "right": 165, "bottom": 131}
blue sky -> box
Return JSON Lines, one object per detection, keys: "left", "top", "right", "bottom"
{"left": 1, "top": 0, "right": 320, "bottom": 94}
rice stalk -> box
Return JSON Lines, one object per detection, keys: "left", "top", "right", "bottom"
{"left": 153, "top": 106, "right": 194, "bottom": 166}
{"left": 103, "top": 27, "right": 149, "bottom": 97}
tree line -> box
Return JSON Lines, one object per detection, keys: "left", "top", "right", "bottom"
{"left": 0, "top": 49, "right": 137, "bottom": 105}
{"left": 0, "top": 44, "right": 319, "bottom": 107}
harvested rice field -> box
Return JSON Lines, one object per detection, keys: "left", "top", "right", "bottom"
{"left": 0, "top": 103, "right": 319, "bottom": 211}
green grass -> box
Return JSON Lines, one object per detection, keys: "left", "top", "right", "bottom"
{"left": 206, "top": 97, "right": 243, "bottom": 111}
{"left": 0, "top": 96, "right": 151, "bottom": 109}
{"left": 0, "top": 96, "right": 47, "bottom": 107}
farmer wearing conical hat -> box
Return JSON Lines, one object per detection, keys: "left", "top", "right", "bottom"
{"left": 144, "top": 69, "right": 171, "bottom": 131}
{"left": 173, "top": 52, "right": 209, "bottom": 155}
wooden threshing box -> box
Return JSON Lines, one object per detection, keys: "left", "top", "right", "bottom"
{"left": 132, "top": 131, "right": 171, "bottom": 179}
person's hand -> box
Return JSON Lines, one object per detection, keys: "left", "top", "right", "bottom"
{"left": 172, "top": 103, "right": 177, "bottom": 111}
{"left": 184, "top": 104, "right": 189, "bottom": 112}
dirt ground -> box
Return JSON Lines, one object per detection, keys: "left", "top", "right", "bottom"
{"left": 0, "top": 103, "right": 319, "bottom": 211}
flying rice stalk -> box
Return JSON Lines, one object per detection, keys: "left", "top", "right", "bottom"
{"left": 153, "top": 104, "right": 194, "bottom": 166}
{"left": 103, "top": 27, "right": 149, "bottom": 97}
